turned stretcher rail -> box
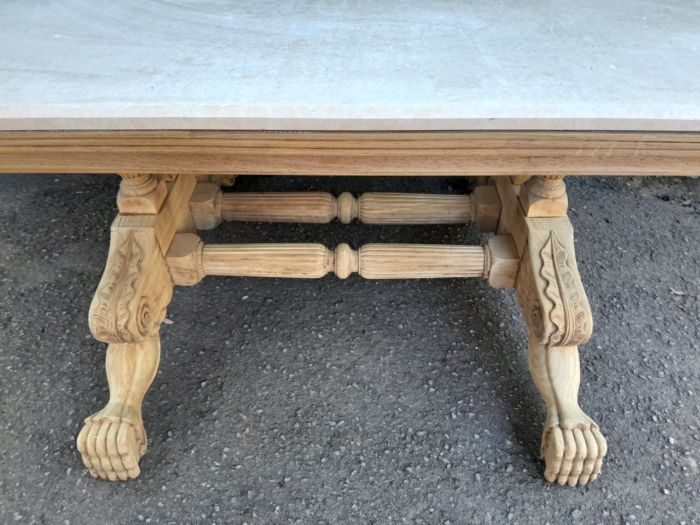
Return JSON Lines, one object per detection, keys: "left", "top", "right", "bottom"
{"left": 202, "top": 243, "right": 486, "bottom": 279}
{"left": 189, "top": 185, "right": 502, "bottom": 231}
{"left": 166, "top": 234, "right": 519, "bottom": 287}
{"left": 220, "top": 192, "right": 472, "bottom": 224}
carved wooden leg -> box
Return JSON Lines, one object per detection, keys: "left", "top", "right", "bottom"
{"left": 495, "top": 176, "right": 607, "bottom": 486}
{"left": 517, "top": 226, "right": 607, "bottom": 486}
{"left": 527, "top": 340, "right": 607, "bottom": 486}
{"left": 77, "top": 174, "right": 193, "bottom": 480}
{"left": 77, "top": 221, "right": 172, "bottom": 480}
{"left": 76, "top": 336, "right": 160, "bottom": 480}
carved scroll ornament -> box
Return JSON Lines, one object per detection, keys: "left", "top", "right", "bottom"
{"left": 89, "top": 230, "right": 173, "bottom": 344}
{"left": 517, "top": 231, "right": 592, "bottom": 348}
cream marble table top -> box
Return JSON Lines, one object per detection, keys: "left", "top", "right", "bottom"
{"left": 0, "top": 0, "right": 699, "bottom": 132}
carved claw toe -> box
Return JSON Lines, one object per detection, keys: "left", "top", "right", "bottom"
{"left": 77, "top": 415, "right": 146, "bottom": 481}
{"left": 541, "top": 422, "right": 607, "bottom": 486}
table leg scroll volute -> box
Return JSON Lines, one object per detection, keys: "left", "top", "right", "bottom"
{"left": 496, "top": 176, "right": 607, "bottom": 486}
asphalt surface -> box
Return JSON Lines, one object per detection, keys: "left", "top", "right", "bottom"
{"left": 0, "top": 174, "right": 698, "bottom": 525}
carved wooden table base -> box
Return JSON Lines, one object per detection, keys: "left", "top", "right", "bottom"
{"left": 77, "top": 173, "right": 605, "bottom": 486}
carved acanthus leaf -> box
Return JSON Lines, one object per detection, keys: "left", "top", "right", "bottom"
{"left": 538, "top": 232, "right": 590, "bottom": 347}
{"left": 89, "top": 229, "right": 172, "bottom": 344}
{"left": 515, "top": 252, "right": 545, "bottom": 341}
{"left": 91, "top": 232, "right": 144, "bottom": 342}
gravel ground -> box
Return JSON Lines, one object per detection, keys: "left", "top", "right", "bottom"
{"left": 0, "top": 174, "right": 698, "bottom": 525}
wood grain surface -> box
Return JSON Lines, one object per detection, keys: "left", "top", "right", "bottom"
{"left": 1, "top": 130, "right": 699, "bottom": 176}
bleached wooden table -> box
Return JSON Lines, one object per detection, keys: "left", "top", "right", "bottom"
{"left": 1, "top": 0, "right": 699, "bottom": 487}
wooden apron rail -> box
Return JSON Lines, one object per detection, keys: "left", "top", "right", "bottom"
{"left": 166, "top": 234, "right": 519, "bottom": 287}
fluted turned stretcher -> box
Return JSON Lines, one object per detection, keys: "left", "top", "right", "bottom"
{"left": 1, "top": 0, "right": 699, "bottom": 487}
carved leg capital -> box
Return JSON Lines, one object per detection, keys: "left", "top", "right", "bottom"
{"left": 519, "top": 175, "right": 568, "bottom": 217}
{"left": 117, "top": 174, "right": 168, "bottom": 215}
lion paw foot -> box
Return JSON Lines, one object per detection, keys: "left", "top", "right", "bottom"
{"left": 541, "top": 422, "right": 607, "bottom": 486}
{"left": 76, "top": 415, "right": 146, "bottom": 481}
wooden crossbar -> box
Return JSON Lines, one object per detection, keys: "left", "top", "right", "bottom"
{"left": 165, "top": 234, "right": 519, "bottom": 287}
{"left": 190, "top": 185, "right": 502, "bottom": 231}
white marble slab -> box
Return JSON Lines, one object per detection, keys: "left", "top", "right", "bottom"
{"left": 1, "top": 0, "right": 699, "bottom": 131}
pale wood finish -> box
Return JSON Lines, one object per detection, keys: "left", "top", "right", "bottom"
{"left": 77, "top": 336, "right": 160, "bottom": 481}
{"left": 519, "top": 175, "right": 569, "bottom": 217}
{"left": 165, "top": 233, "right": 205, "bottom": 286}
{"left": 222, "top": 192, "right": 339, "bottom": 224}
{"left": 201, "top": 243, "right": 488, "bottom": 280}
{"left": 200, "top": 175, "right": 237, "bottom": 187}
{"left": 117, "top": 174, "right": 167, "bottom": 215}
{"left": 166, "top": 234, "right": 519, "bottom": 284}
{"left": 358, "top": 244, "right": 485, "bottom": 280}
{"left": 496, "top": 177, "right": 607, "bottom": 487}
{"left": 220, "top": 192, "right": 475, "bottom": 225}
{"left": 79, "top": 175, "right": 196, "bottom": 480}
{"left": 71, "top": 146, "right": 612, "bottom": 487}
{"left": 484, "top": 235, "right": 519, "bottom": 289}
{"left": 191, "top": 185, "right": 501, "bottom": 230}
{"left": 358, "top": 193, "right": 471, "bottom": 224}
{"left": 87, "top": 223, "right": 173, "bottom": 345}
{"left": 159, "top": 175, "right": 236, "bottom": 186}
{"left": 203, "top": 243, "right": 334, "bottom": 279}
{"left": 510, "top": 175, "right": 532, "bottom": 185}
{"left": 112, "top": 174, "right": 197, "bottom": 255}
{"left": 189, "top": 183, "right": 222, "bottom": 230}
{"left": 471, "top": 186, "right": 502, "bottom": 232}
{"left": 1, "top": 130, "right": 700, "bottom": 176}
{"left": 494, "top": 177, "right": 530, "bottom": 255}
